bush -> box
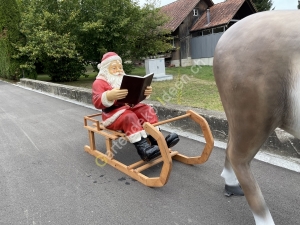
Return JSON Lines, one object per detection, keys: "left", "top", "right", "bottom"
{"left": 0, "top": 39, "right": 9, "bottom": 78}
{"left": 43, "top": 58, "right": 86, "bottom": 82}
{"left": 0, "top": 0, "right": 22, "bottom": 80}
{"left": 123, "top": 62, "right": 135, "bottom": 74}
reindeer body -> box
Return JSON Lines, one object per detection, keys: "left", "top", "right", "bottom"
{"left": 213, "top": 11, "right": 300, "bottom": 225}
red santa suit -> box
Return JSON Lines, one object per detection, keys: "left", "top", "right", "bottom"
{"left": 92, "top": 54, "right": 158, "bottom": 143}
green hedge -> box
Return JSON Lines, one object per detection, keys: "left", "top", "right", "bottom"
{"left": 0, "top": 39, "right": 9, "bottom": 78}
{"left": 0, "top": 0, "right": 22, "bottom": 80}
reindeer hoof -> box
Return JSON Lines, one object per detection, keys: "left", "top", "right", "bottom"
{"left": 224, "top": 184, "right": 244, "bottom": 197}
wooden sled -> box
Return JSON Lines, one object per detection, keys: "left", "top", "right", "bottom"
{"left": 83, "top": 109, "right": 214, "bottom": 187}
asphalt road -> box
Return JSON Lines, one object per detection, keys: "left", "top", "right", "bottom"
{"left": 0, "top": 81, "right": 299, "bottom": 225}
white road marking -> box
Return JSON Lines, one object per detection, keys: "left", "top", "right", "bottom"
{"left": 15, "top": 82, "right": 300, "bottom": 173}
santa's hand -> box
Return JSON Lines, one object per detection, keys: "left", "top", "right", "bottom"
{"left": 106, "top": 88, "right": 128, "bottom": 101}
{"left": 144, "top": 86, "right": 152, "bottom": 96}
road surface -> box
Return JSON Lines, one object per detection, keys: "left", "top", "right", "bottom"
{"left": 0, "top": 81, "right": 299, "bottom": 225}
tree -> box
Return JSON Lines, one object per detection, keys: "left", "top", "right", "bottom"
{"left": 75, "top": 0, "right": 171, "bottom": 71}
{"left": 129, "top": 3, "right": 172, "bottom": 60}
{"left": 298, "top": 0, "right": 300, "bottom": 9}
{"left": 15, "top": 0, "right": 171, "bottom": 81}
{"left": 14, "top": 0, "right": 85, "bottom": 81}
{"left": 0, "top": 0, "right": 23, "bottom": 80}
{"left": 252, "top": 0, "right": 273, "bottom": 12}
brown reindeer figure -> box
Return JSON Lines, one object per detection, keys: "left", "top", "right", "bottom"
{"left": 213, "top": 11, "right": 300, "bottom": 225}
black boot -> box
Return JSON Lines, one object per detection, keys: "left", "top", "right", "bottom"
{"left": 148, "top": 133, "right": 180, "bottom": 148}
{"left": 133, "top": 138, "right": 161, "bottom": 161}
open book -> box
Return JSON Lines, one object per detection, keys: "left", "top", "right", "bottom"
{"left": 117, "top": 73, "right": 154, "bottom": 105}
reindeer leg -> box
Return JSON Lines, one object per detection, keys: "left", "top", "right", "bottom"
{"left": 227, "top": 129, "right": 275, "bottom": 225}
{"left": 221, "top": 151, "right": 244, "bottom": 196}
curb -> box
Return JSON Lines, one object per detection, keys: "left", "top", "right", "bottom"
{"left": 18, "top": 78, "right": 300, "bottom": 159}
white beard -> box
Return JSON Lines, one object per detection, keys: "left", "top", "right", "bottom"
{"left": 96, "top": 66, "right": 125, "bottom": 88}
{"left": 107, "top": 73, "right": 124, "bottom": 89}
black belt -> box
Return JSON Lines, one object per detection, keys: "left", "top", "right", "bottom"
{"left": 102, "top": 104, "right": 125, "bottom": 113}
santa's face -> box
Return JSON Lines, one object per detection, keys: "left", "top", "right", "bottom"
{"left": 106, "top": 60, "right": 125, "bottom": 88}
{"left": 108, "top": 60, "right": 124, "bottom": 76}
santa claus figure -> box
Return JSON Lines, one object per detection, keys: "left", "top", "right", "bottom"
{"left": 92, "top": 52, "right": 179, "bottom": 161}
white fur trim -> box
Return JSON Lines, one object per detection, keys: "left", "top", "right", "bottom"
{"left": 96, "top": 74, "right": 106, "bottom": 80}
{"left": 100, "top": 56, "right": 122, "bottom": 68}
{"left": 102, "top": 109, "right": 126, "bottom": 127}
{"left": 141, "top": 130, "right": 147, "bottom": 138}
{"left": 101, "top": 91, "right": 114, "bottom": 107}
{"left": 127, "top": 130, "right": 147, "bottom": 143}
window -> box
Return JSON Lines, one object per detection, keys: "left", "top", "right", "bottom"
{"left": 213, "top": 27, "right": 225, "bottom": 34}
{"left": 192, "top": 31, "right": 202, "bottom": 37}
{"left": 170, "top": 37, "right": 175, "bottom": 48}
{"left": 193, "top": 9, "right": 198, "bottom": 16}
{"left": 202, "top": 29, "right": 211, "bottom": 35}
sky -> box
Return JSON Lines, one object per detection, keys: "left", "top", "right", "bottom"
{"left": 139, "top": 0, "right": 298, "bottom": 10}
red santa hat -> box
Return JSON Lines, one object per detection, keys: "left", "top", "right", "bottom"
{"left": 98, "top": 52, "right": 122, "bottom": 69}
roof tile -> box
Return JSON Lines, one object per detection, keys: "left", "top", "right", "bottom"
{"left": 191, "top": 0, "right": 253, "bottom": 31}
{"left": 161, "top": 0, "right": 214, "bottom": 31}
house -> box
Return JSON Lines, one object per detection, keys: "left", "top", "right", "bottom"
{"left": 160, "top": 0, "right": 257, "bottom": 66}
